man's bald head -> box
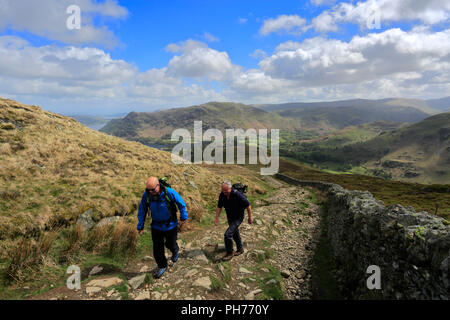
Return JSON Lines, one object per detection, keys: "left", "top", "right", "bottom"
{"left": 146, "top": 176, "right": 160, "bottom": 194}
{"left": 146, "top": 176, "right": 158, "bottom": 187}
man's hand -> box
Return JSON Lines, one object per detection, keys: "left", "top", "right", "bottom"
{"left": 137, "top": 229, "right": 143, "bottom": 235}
{"left": 214, "top": 217, "right": 219, "bottom": 226}
{"left": 179, "top": 219, "right": 189, "bottom": 232}
{"left": 248, "top": 216, "right": 253, "bottom": 224}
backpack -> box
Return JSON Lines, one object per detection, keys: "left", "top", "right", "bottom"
{"left": 146, "top": 177, "right": 178, "bottom": 227}
{"left": 232, "top": 183, "right": 248, "bottom": 199}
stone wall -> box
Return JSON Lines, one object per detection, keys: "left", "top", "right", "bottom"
{"left": 276, "top": 173, "right": 449, "bottom": 300}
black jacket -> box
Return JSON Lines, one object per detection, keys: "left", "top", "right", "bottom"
{"left": 217, "top": 189, "right": 250, "bottom": 219}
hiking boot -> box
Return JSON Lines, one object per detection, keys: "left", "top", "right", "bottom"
{"left": 171, "top": 252, "right": 179, "bottom": 263}
{"left": 234, "top": 248, "right": 244, "bottom": 256}
{"left": 153, "top": 267, "right": 166, "bottom": 279}
{"left": 222, "top": 251, "right": 234, "bottom": 261}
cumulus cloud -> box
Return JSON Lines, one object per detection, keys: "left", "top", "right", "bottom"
{"left": 0, "top": 36, "right": 134, "bottom": 83}
{"left": 258, "top": 28, "right": 450, "bottom": 89}
{"left": 0, "top": 0, "right": 128, "bottom": 47}
{"left": 259, "top": 14, "right": 307, "bottom": 36}
{"left": 311, "top": 0, "right": 450, "bottom": 33}
{"left": 218, "top": 25, "right": 450, "bottom": 103}
{"left": 2, "top": 1, "right": 450, "bottom": 115}
{"left": 3, "top": 27, "right": 450, "bottom": 112}
{"left": 166, "top": 40, "right": 241, "bottom": 81}
{"left": 0, "top": 35, "right": 225, "bottom": 112}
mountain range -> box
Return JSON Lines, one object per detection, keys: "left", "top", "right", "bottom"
{"left": 99, "top": 98, "right": 450, "bottom": 184}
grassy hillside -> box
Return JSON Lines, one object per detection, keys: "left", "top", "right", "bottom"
{"left": 0, "top": 97, "right": 272, "bottom": 293}
{"left": 276, "top": 158, "right": 449, "bottom": 220}
{"left": 281, "top": 121, "right": 406, "bottom": 151}
{"left": 281, "top": 113, "right": 450, "bottom": 184}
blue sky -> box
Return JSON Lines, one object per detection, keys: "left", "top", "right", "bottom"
{"left": 0, "top": 0, "right": 449, "bottom": 115}
{"left": 110, "top": 1, "right": 320, "bottom": 70}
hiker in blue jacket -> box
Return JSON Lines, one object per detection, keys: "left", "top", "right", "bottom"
{"left": 137, "top": 176, "right": 188, "bottom": 278}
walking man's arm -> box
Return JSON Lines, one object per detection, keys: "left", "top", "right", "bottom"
{"left": 214, "top": 207, "right": 222, "bottom": 226}
{"left": 247, "top": 205, "right": 253, "bottom": 224}
{"left": 137, "top": 192, "right": 148, "bottom": 235}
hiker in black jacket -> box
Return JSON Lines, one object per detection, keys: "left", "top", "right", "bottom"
{"left": 214, "top": 180, "right": 253, "bottom": 261}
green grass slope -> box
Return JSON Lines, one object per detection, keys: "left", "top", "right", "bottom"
{"left": 282, "top": 113, "right": 450, "bottom": 184}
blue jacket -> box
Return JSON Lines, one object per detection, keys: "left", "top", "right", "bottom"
{"left": 137, "top": 187, "right": 188, "bottom": 231}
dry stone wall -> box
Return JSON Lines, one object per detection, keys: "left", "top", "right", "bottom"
{"left": 276, "top": 173, "right": 449, "bottom": 300}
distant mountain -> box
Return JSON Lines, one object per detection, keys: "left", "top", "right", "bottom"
{"left": 100, "top": 101, "right": 302, "bottom": 140}
{"left": 256, "top": 97, "right": 450, "bottom": 115}
{"left": 274, "top": 104, "right": 429, "bottom": 131}
{"left": 255, "top": 99, "right": 381, "bottom": 112}
{"left": 426, "top": 97, "right": 450, "bottom": 111}
{"left": 101, "top": 99, "right": 435, "bottom": 144}
{"left": 67, "top": 113, "right": 128, "bottom": 130}
{"left": 68, "top": 115, "right": 110, "bottom": 130}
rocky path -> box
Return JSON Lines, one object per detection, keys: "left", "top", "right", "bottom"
{"left": 32, "top": 182, "right": 322, "bottom": 300}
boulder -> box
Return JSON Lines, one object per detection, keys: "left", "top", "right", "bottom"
{"left": 96, "top": 216, "right": 121, "bottom": 228}
{"left": 85, "top": 277, "right": 123, "bottom": 289}
{"left": 76, "top": 209, "right": 95, "bottom": 230}
{"left": 129, "top": 274, "right": 146, "bottom": 290}
{"left": 135, "top": 290, "right": 151, "bottom": 300}
{"left": 193, "top": 277, "right": 211, "bottom": 290}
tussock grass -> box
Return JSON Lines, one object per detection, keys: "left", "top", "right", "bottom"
{"left": 107, "top": 221, "right": 138, "bottom": 257}
{"left": 4, "top": 220, "right": 139, "bottom": 284}
{"left": 5, "top": 231, "right": 58, "bottom": 283}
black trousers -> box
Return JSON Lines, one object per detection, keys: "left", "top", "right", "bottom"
{"left": 151, "top": 227, "right": 179, "bottom": 268}
{"left": 224, "top": 214, "right": 244, "bottom": 254}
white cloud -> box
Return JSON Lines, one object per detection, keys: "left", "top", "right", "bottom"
{"left": 259, "top": 28, "right": 450, "bottom": 89}
{"left": 222, "top": 26, "right": 450, "bottom": 103}
{"left": 311, "top": 12, "right": 339, "bottom": 32}
{"left": 2, "top": 19, "right": 450, "bottom": 114}
{"left": 228, "top": 69, "right": 285, "bottom": 95}
{"left": 250, "top": 49, "right": 267, "bottom": 60}
{"left": 202, "top": 32, "right": 220, "bottom": 42}
{"left": 0, "top": 36, "right": 135, "bottom": 83}
{"left": 166, "top": 40, "right": 241, "bottom": 81}
{"left": 259, "top": 14, "right": 307, "bottom": 36}
{"left": 0, "top": 35, "right": 225, "bottom": 113}
{"left": 311, "top": 0, "right": 450, "bottom": 33}
{"left": 0, "top": 0, "right": 128, "bottom": 47}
